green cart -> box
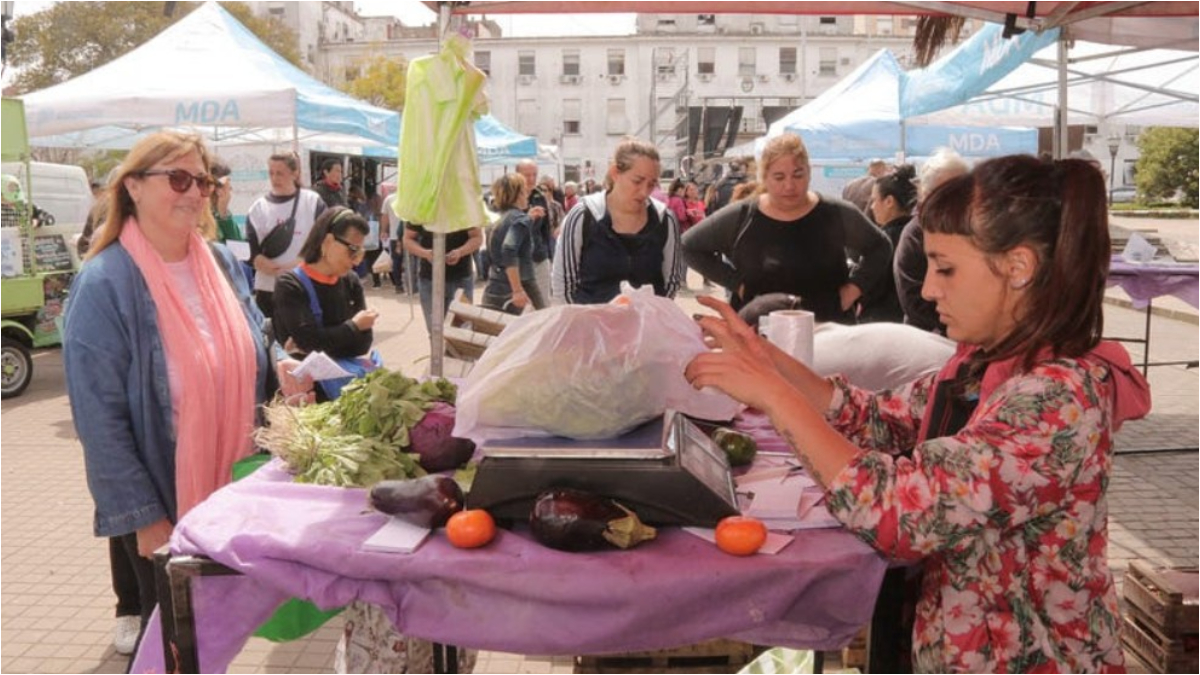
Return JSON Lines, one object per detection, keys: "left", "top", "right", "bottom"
{"left": 2, "top": 98, "right": 76, "bottom": 399}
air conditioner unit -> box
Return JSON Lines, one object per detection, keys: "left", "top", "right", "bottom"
{"left": 757, "top": 74, "right": 770, "bottom": 83}
{"left": 781, "top": 72, "right": 797, "bottom": 83}
{"left": 697, "top": 72, "right": 713, "bottom": 83}
{"left": 559, "top": 74, "right": 580, "bottom": 85}
{"left": 840, "top": 57, "right": 852, "bottom": 66}
{"left": 518, "top": 74, "right": 535, "bottom": 85}
{"left": 750, "top": 23, "right": 764, "bottom": 35}
{"left": 608, "top": 74, "right": 623, "bottom": 85}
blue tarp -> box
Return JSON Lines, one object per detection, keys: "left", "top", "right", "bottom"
{"left": 900, "top": 23, "right": 1061, "bottom": 118}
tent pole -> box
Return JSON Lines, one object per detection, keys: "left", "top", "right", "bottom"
{"left": 428, "top": 3, "right": 453, "bottom": 378}
{"left": 1055, "top": 35, "right": 1069, "bottom": 159}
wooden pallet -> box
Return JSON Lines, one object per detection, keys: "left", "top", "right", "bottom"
{"left": 441, "top": 290, "right": 516, "bottom": 366}
{"left": 1121, "top": 603, "right": 1199, "bottom": 673}
{"left": 1124, "top": 561, "right": 1199, "bottom": 636}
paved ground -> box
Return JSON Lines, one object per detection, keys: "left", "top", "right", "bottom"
{"left": 2, "top": 221, "right": 1196, "bottom": 673}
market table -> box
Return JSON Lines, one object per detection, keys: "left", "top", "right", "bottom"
{"left": 132, "top": 416, "right": 889, "bottom": 674}
{"left": 1107, "top": 257, "right": 1200, "bottom": 375}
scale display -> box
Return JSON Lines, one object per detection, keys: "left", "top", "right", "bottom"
{"left": 467, "top": 411, "right": 739, "bottom": 527}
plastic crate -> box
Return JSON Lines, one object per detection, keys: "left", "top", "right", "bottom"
{"left": 1121, "top": 603, "right": 1199, "bottom": 674}
{"left": 1123, "top": 561, "right": 1198, "bottom": 636}
{"left": 575, "top": 639, "right": 761, "bottom": 674}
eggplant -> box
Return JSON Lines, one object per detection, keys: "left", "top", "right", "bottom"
{"left": 530, "top": 488, "right": 656, "bottom": 552}
{"left": 368, "top": 475, "right": 464, "bottom": 528}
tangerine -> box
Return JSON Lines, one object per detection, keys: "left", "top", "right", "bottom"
{"left": 446, "top": 509, "right": 496, "bottom": 549}
{"left": 714, "top": 516, "right": 768, "bottom": 556}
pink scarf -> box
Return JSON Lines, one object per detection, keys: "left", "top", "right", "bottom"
{"left": 120, "top": 219, "right": 257, "bottom": 517}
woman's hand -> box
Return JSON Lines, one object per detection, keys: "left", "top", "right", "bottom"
{"left": 510, "top": 288, "right": 529, "bottom": 309}
{"left": 136, "top": 518, "right": 174, "bottom": 558}
{"left": 838, "top": 283, "right": 863, "bottom": 312}
{"left": 685, "top": 295, "right": 795, "bottom": 412}
{"left": 352, "top": 309, "right": 379, "bottom": 331}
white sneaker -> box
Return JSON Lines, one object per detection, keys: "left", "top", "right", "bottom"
{"left": 113, "top": 615, "right": 141, "bottom": 655}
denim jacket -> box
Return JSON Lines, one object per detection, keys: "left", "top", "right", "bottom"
{"left": 63, "top": 242, "right": 269, "bottom": 537}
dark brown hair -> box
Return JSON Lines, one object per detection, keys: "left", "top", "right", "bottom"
{"left": 921, "top": 154, "right": 1109, "bottom": 369}
{"left": 300, "top": 206, "right": 369, "bottom": 264}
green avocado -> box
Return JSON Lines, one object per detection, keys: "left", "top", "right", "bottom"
{"left": 712, "top": 427, "right": 757, "bottom": 467}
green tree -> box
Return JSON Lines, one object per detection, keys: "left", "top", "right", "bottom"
{"left": 1135, "top": 127, "right": 1199, "bottom": 208}
{"left": 7, "top": 2, "right": 300, "bottom": 94}
{"left": 345, "top": 54, "right": 408, "bottom": 112}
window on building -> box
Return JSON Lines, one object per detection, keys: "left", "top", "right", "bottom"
{"left": 656, "top": 47, "right": 676, "bottom": 76}
{"left": 475, "top": 51, "right": 491, "bottom": 76}
{"left": 657, "top": 18, "right": 677, "bottom": 30}
{"left": 819, "top": 16, "right": 837, "bottom": 26}
{"left": 606, "top": 98, "right": 628, "bottom": 135}
{"left": 607, "top": 49, "right": 625, "bottom": 76}
{"left": 564, "top": 164, "right": 581, "bottom": 183}
{"left": 563, "top": 99, "right": 581, "bottom": 135}
{"left": 697, "top": 47, "right": 715, "bottom": 75}
{"left": 877, "top": 16, "right": 894, "bottom": 35}
{"left": 819, "top": 48, "right": 837, "bottom": 76}
{"left": 563, "top": 49, "right": 580, "bottom": 76}
{"left": 518, "top": 51, "right": 536, "bottom": 76}
{"left": 517, "top": 99, "right": 538, "bottom": 137}
{"left": 697, "top": 14, "right": 716, "bottom": 26}
{"left": 738, "top": 47, "right": 756, "bottom": 77}
{"left": 779, "top": 47, "right": 797, "bottom": 74}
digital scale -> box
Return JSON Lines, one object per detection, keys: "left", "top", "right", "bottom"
{"left": 466, "top": 410, "right": 740, "bottom": 527}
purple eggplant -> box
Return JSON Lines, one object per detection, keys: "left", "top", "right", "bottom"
{"left": 530, "top": 488, "right": 656, "bottom": 552}
{"left": 369, "top": 475, "right": 464, "bottom": 528}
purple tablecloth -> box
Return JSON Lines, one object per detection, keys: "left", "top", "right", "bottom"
{"left": 134, "top": 416, "right": 887, "bottom": 673}
{"left": 1108, "top": 258, "right": 1199, "bottom": 309}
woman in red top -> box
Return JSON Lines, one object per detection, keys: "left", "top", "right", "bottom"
{"left": 687, "top": 154, "right": 1150, "bottom": 673}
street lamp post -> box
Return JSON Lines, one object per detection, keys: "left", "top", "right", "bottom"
{"left": 1106, "top": 134, "right": 1121, "bottom": 206}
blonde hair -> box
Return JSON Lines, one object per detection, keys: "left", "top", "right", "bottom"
{"left": 491, "top": 172, "right": 527, "bottom": 211}
{"left": 605, "top": 137, "right": 660, "bottom": 190}
{"left": 87, "top": 132, "right": 216, "bottom": 257}
{"left": 757, "top": 133, "right": 810, "bottom": 182}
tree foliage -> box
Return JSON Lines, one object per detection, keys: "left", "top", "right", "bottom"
{"left": 7, "top": 2, "right": 300, "bottom": 94}
{"left": 345, "top": 54, "right": 408, "bottom": 112}
{"left": 1135, "top": 127, "right": 1199, "bottom": 208}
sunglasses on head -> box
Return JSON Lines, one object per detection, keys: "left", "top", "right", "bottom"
{"left": 333, "top": 234, "right": 364, "bottom": 257}
{"left": 140, "top": 168, "right": 217, "bottom": 197}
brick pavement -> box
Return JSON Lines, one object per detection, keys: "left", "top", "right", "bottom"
{"left": 2, "top": 275, "right": 1195, "bottom": 674}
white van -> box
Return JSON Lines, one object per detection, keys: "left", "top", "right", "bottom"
{"left": 0, "top": 161, "right": 93, "bottom": 229}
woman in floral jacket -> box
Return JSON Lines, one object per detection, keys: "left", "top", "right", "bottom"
{"left": 686, "top": 154, "right": 1151, "bottom": 673}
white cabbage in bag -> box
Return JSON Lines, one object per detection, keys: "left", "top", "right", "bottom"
{"left": 453, "top": 285, "right": 742, "bottom": 442}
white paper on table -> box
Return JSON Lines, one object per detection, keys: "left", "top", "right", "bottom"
{"left": 290, "top": 351, "right": 353, "bottom": 381}
{"left": 225, "top": 240, "right": 251, "bottom": 262}
{"left": 737, "top": 470, "right": 814, "bottom": 519}
{"left": 362, "top": 517, "right": 432, "bottom": 554}
{"left": 683, "top": 527, "right": 794, "bottom": 555}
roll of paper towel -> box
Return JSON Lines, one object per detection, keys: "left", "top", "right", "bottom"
{"left": 762, "top": 309, "right": 815, "bottom": 366}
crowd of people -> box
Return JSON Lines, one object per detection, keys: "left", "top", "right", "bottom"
{"left": 62, "top": 127, "right": 1148, "bottom": 673}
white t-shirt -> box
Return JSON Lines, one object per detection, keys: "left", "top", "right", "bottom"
{"left": 164, "top": 259, "right": 218, "bottom": 417}
{"left": 245, "top": 188, "right": 326, "bottom": 293}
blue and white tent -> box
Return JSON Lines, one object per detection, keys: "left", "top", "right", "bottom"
{"left": 746, "top": 49, "right": 1038, "bottom": 163}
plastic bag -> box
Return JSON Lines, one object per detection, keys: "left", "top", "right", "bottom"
{"left": 453, "top": 284, "right": 741, "bottom": 443}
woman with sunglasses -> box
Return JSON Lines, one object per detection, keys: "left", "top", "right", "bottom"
{"left": 686, "top": 154, "right": 1150, "bottom": 673}
{"left": 245, "top": 152, "right": 327, "bottom": 317}
{"left": 271, "top": 206, "right": 378, "bottom": 376}
{"left": 63, "top": 131, "right": 270, "bottom": 657}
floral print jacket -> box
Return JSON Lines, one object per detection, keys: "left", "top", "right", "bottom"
{"left": 823, "top": 344, "right": 1150, "bottom": 673}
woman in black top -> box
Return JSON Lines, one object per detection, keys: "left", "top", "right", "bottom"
{"left": 859, "top": 164, "right": 918, "bottom": 324}
{"left": 481, "top": 173, "right": 541, "bottom": 314}
{"left": 272, "top": 206, "right": 377, "bottom": 360}
{"left": 681, "top": 133, "right": 891, "bottom": 324}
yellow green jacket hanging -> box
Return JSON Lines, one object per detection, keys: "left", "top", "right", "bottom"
{"left": 394, "top": 35, "right": 490, "bottom": 233}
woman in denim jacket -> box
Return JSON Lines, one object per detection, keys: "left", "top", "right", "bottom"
{"left": 63, "top": 131, "right": 269, "bottom": 650}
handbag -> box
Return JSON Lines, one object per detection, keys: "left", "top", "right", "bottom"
{"left": 292, "top": 267, "right": 381, "bottom": 399}
{"left": 258, "top": 192, "right": 301, "bottom": 259}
